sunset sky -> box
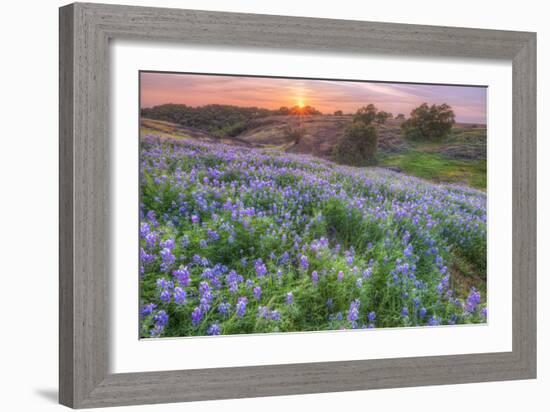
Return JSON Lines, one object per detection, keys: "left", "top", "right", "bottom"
{"left": 140, "top": 72, "right": 487, "bottom": 123}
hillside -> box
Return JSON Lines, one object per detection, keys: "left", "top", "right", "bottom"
{"left": 140, "top": 115, "right": 487, "bottom": 189}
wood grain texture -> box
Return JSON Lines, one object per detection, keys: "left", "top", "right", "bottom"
{"left": 59, "top": 2, "right": 537, "bottom": 408}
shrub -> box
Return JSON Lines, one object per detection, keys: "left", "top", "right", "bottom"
{"left": 333, "top": 122, "right": 378, "bottom": 166}
{"left": 353, "top": 104, "right": 378, "bottom": 125}
{"left": 283, "top": 126, "right": 306, "bottom": 145}
{"left": 401, "top": 103, "right": 456, "bottom": 141}
{"left": 395, "top": 113, "right": 406, "bottom": 121}
{"left": 333, "top": 110, "right": 344, "bottom": 116}
{"left": 375, "top": 111, "right": 392, "bottom": 124}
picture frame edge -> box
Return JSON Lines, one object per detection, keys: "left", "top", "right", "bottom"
{"left": 59, "top": 2, "right": 537, "bottom": 408}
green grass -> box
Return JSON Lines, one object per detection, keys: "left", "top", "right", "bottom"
{"left": 379, "top": 151, "right": 486, "bottom": 190}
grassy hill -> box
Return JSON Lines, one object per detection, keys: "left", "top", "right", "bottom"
{"left": 141, "top": 115, "right": 486, "bottom": 189}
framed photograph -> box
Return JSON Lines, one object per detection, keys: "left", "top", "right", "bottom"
{"left": 59, "top": 2, "right": 536, "bottom": 408}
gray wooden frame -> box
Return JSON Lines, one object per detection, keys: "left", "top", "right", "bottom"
{"left": 59, "top": 2, "right": 536, "bottom": 408}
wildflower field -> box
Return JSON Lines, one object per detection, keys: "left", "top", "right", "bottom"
{"left": 139, "top": 135, "right": 487, "bottom": 338}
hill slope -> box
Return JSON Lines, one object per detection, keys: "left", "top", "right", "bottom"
{"left": 140, "top": 116, "right": 486, "bottom": 188}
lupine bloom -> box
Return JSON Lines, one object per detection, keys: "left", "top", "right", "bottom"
{"left": 218, "top": 302, "right": 231, "bottom": 317}
{"left": 156, "top": 278, "right": 172, "bottom": 290}
{"left": 141, "top": 303, "right": 157, "bottom": 317}
{"left": 347, "top": 299, "right": 360, "bottom": 324}
{"left": 404, "top": 244, "right": 413, "bottom": 258}
{"left": 236, "top": 297, "right": 248, "bottom": 318}
{"left": 401, "top": 307, "right": 409, "bottom": 317}
{"left": 480, "top": 307, "right": 487, "bottom": 320}
{"left": 286, "top": 292, "right": 294, "bottom": 305}
{"left": 311, "top": 270, "right": 319, "bottom": 286}
{"left": 160, "top": 238, "right": 175, "bottom": 250}
{"left": 159, "top": 289, "right": 171, "bottom": 303}
{"left": 191, "top": 215, "right": 199, "bottom": 224}
{"left": 172, "top": 267, "right": 190, "bottom": 286}
{"left": 337, "top": 271, "right": 344, "bottom": 282}
{"left": 151, "top": 310, "right": 169, "bottom": 337}
{"left": 191, "top": 307, "right": 203, "bottom": 327}
{"left": 140, "top": 222, "right": 151, "bottom": 238}
{"left": 258, "top": 306, "right": 269, "bottom": 319}
{"left": 300, "top": 255, "right": 309, "bottom": 270}
{"left": 174, "top": 287, "right": 186, "bottom": 305}
{"left": 270, "top": 310, "right": 281, "bottom": 321}
{"left": 207, "top": 229, "right": 220, "bottom": 241}
{"left": 465, "top": 287, "right": 481, "bottom": 314}
{"left": 427, "top": 316, "right": 440, "bottom": 326}
{"left": 253, "top": 286, "right": 262, "bottom": 301}
{"left": 368, "top": 311, "right": 376, "bottom": 323}
{"left": 255, "top": 260, "right": 267, "bottom": 278}
{"left": 207, "top": 323, "right": 221, "bottom": 335}
{"left": 145, "top": 232, "right": 158, "bottom": 249}
{"left": 160, "top": 248, "right": 176, "bottom": 271}
{"left": 419, "top": 307, "right": 427, "bottom": 318}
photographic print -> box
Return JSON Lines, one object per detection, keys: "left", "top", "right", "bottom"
{"left": 138, "top": 72, "right": 487, "bottom": 338}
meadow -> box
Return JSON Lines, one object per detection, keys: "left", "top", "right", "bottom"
{"left": 139, "top": 134, "right": 487, "bottom": 338}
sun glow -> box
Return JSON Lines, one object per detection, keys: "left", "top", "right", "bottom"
{"left": 296, "top": 98, "right": 305, "bottom": 108}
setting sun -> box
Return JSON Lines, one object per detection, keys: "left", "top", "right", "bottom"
{"left": 296, "top": 98, "right": 305, "bottom": 108}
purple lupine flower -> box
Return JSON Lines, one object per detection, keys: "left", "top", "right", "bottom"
{"left": 191, "top": 307, "right": 203, "bottom": 327}
{"left": 207, "top": 323, "right": 221, "bottom": 336}
{"left": 159, "top": 289, "right": 171, "bottom": 303}
{"left": 180, "top": 235, "right": 190, "bottom": 248}
{"left": 253, "top": 286, "right": 262, "bottom": 301}
{"left": 401, "top": 307, "right": 409, "bottom": 317}
{"left": 172, "top": 267, "right": 190, "bottom": 286}
{"left": 257, "top": 306, "right": 269, "bottom": 319}
{"left": 286, "top": 292, "right": 294, "bottom": 305}
{"left": 191, "top": 214, "right": 199, "bottom": 224}
{"left": 427, "top": 316, "right": 440, "bottom": 326}
{"left": 337, "top": 271, "right": 344, "bottom": 282}
{"left": 174, "top": 287, "right": 186, "bottom": 305}
{"left": 255, "top": 260, "right": 267, "bottom": 278}
{"left": 140, "top": 248, "right": 154, "bottom": 264}
{"left": 207, "top": 229, "right": 220, "bottom": 241}
{"left": 362, "top": 268, "right": 373, "bottom": 279}
{"left": 156, "top": 278, "right": 172, "bottom": 290}
{"left": 160, "top": 238, "right": 175, "bottom": 250}
{"left": 145, "top": 232, "right": 158, "bottom": 249}
{"left": 270, "top": 310, "right": 281, "bottom": 321}
{"left": 356, "top": 278, "right": 363, "bottom": 288}
{"left": 218, "top": 302, "right": 231, "bottom": 317}
{"left": 198, "top": 281, "right": 213, "bottom": 312}
{"left": 311, "top": 270, "right": 318, "bottom": 286}
{"left": 140, "top": 222, "right": 151, "bottom": 238}
{"left": 153, "top": 310, "right": 168, "bottom": 328}
{"left": 368, "top": 311, "right": 376, "bottom": 323}
{"left": 465, "top": 287, "right": 481, "bottom": 314}
{"left": 236, "top": 297, "right": 248, "bottom": 318}
{"left": 404, "top": 244, "right": 413, "bottom": 258}
{"left": 326, "top": 298, "right": 333, "bottom": 309}
{"left": 347, "top": 299, "right": 360, "bottom": 323}
{"left": 300, "top": 255, "right": 309, "bottom": 271}
{"left": 419, "top": 307, "right": 427, "bottom": 318}
{"left": 160, "top": 248, "right": 176, "bottom": 271}
{"left": 199, "top": 239, "right": 208, "bottom": 248}
{"left": 141, "top": 303, "right": 157, "bottom": 317}
{"left": 481, "top": 307, "right": 488, "bottom": 320}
